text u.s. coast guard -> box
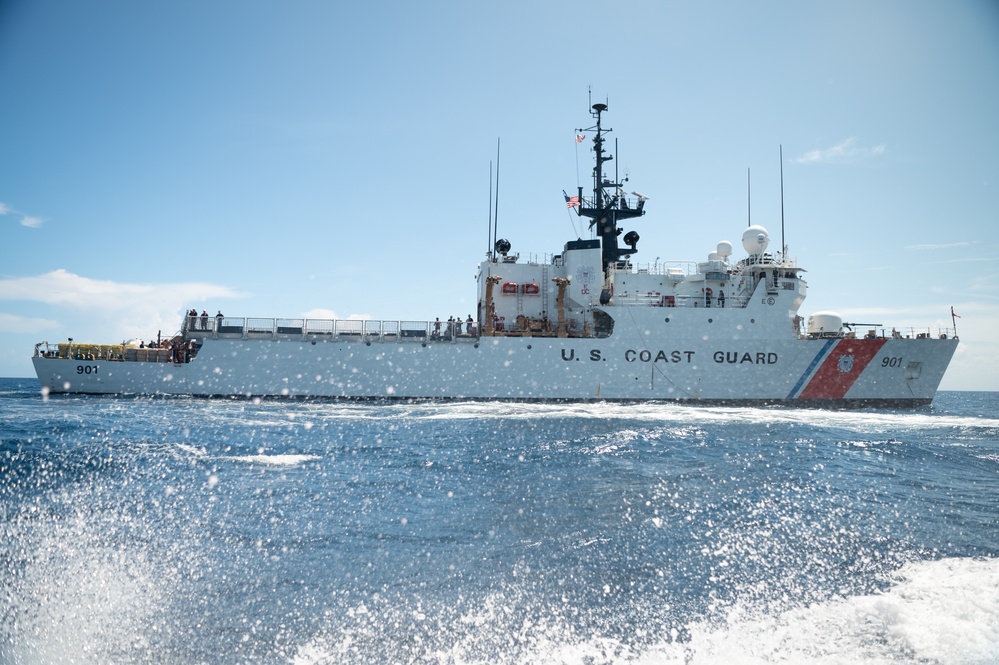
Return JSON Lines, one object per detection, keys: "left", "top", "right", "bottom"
{"left": 560, "top": 349, "right": 779, "bottom": 365}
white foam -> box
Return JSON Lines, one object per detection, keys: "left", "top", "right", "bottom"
{"left": 679, "top": 557, "right": 999, "bottom": 664}
{"left": 174, "top": 443, "right": 208, "bottom": 457}
{"left": 316, "top": 400, "right": 999, "bottom": 432}
{"left": 2, "top": 504, "right": 185, "bottom": 665}
{"left": 289, "top": 557, "right": 999, "bottom": 665}
{"left": 147, "top": 398, "right": 999, "bottom": 437}
{"left": 230, "top": 453, "right": 321, "bottom": 466}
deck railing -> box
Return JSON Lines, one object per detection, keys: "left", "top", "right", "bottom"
{"left": 194, "top": 317, "right": 476, "bottom": 343}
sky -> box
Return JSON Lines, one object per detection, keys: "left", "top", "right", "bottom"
{"left": 1, "top": 0, "right": 997, "bottom": 391}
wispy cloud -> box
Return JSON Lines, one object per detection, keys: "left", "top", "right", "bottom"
{"left": 796, "top": 137, "right": 886, "bottom": 165}
{"left": 0, "top": 312, "right": 60, "bottom": 333}
{"left": 904, "top": 241, "right": 972, "bottom": 251}
{"left": 0, "top": 269, "right": 243, "bottom": 307}
{"left": 1, "top": 201, "right": 45, "bottom": 228}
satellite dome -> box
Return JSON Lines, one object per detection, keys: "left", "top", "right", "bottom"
{"left": 716, "top": 241, "right": 733, "bottom": 258}
{"left": 742, "top": 225, "right": 770, "bottom": 255}
{"left": 807, "top": 312, "right": 843, "bottom": 336}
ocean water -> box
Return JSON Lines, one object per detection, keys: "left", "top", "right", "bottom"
{"left": 1, "top": 377, "right": 997, "bottom": 665}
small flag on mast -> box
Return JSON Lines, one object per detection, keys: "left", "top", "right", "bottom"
{"left": 951, "top": 306, "right": 961, "bottom": 319}
{"left": 575, "top": 134, "right": 585, "bottom": 143}
{"left": 564, "top": 193, "right": 580, "bottom": 209}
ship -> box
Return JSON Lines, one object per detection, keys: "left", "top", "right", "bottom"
{"left": 32, "top": 103, "right": 958, "bottom": 406}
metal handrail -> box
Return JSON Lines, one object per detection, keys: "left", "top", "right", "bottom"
{"left": 208, "top": 317, "right": 446, "bottom": 342}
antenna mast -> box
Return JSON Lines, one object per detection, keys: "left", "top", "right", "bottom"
{"left": 573, "top": 103, "right": 647, "bottom": 279}
{"left": 487, "top": 160, "right": 493, "bottom": 256}
{"left": 492, "top": 138, "right": 500, "bottom": 254}
{"left": 780, "top": 145, "right": 786, "bottom": 259}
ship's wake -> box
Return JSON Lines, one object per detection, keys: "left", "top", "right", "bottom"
{"left": 290, "top": 556, "right": 998, "bottom": 665}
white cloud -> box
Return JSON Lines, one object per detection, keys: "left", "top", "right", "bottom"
{"left": 302, "top": 307, "right": 339, "bottom": 320}
{"left": 796, "top": 137, "right": 886, "bottom": 165}
{"left": 0, "top": 312, "right": 60, "bottom": 333}
{"left": 0, "top": 269, "right": 239, "bottom": 306}
{"left": 0, "top": 202, "right": 11, "bottom": 215}
{"left": 0, "top": 270, "right": 246, "bottom": 341}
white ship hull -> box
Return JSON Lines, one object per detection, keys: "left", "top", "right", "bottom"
{"left": 33, "top": 326, "right": 957, "bottom": 406}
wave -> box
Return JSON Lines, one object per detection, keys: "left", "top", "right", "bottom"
{"left": 291, "top": 557, "right": 999, "bottom": 665}
{"left": 228, "top": 453, "right": 321, "bottom": 466}
{"left": 169, "top": 443, "right": 319, "bottom": 467}
{"left": 290, "top": 399, "right": 999, "bottom": 432}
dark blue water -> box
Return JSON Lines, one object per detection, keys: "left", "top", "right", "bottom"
{"left": 1, "top": 377, "right": 997, "bottom": 664}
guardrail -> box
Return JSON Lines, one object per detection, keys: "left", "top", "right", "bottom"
{"left": 612, "top": 292, "right": 751, "bottom": 308}
{"left": 192, "top": 317, "right": 479, "bottom": 343}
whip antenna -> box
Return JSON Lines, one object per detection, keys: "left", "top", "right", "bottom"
{"left": 780, "top": 145, "right": 786, "bottom": 259}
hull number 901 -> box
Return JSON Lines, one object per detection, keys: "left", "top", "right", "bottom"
{"left": 76, "top": 365, "right": 98, "bottom": 374}
{"left": 882, "top": 356, "right": 903, "bottom": 368}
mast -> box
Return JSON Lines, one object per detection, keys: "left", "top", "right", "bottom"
{"left": 493, "top": 138, "right": 501, "bottom": 255}
{"left": 779, "top": 144, "right": 786, "bottom": 260}
{"left": 573, "top": 103, "right": 647, "bottom": 281}
{"left": 487, "top": 160, "right": 493, "bottom": 256}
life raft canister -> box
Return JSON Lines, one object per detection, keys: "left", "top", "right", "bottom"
{"left": 502, "top": 282, "right": 518, "bottom": 294}
{"left": 521, "top": 283, "right": 540, "bottom": 295}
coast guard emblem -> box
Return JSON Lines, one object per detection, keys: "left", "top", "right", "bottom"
{"left": 837, "top": 354, "right": 855, "bottom": 373}
{"left": 576, "top": 266, "right": 596, "bottom": 295}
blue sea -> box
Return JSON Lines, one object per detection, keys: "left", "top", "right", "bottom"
{"left": 1, "top": 377, "right": 997, "bottom": 664}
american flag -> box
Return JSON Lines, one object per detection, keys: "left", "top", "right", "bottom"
{"left": 564, "top": 194, "right": 580, "bottom": 209}
{"left": 575, "top": 134, "right": 585, "bottom": 143}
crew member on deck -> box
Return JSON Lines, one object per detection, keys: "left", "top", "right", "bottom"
{"left": 718, "top": 290, "right": 725, "bottom": 308}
